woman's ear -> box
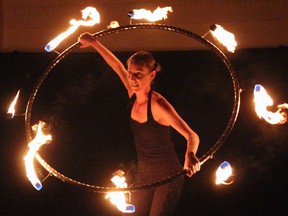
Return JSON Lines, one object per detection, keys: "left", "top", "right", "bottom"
{"left": 150, "top": 70, "right": 156, "bottom": 80}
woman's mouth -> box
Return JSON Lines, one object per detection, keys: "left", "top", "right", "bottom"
{"left": 130, "top": 82, "right": 139, "bottom": 88}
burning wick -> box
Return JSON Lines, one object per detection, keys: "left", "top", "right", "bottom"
{"left": 7, "top": 90, "right": 20, "bottom": 119}
{"left": 207, "top": 24, "right": 237, "bottom": 53}
{"left": 128, "top": 6, "right": 173, "bottom": 22}
{"left": 24, "top": 121, "right": 52, "bottom": 190}
{"left": 254, "top": 84, "right": 287, "bottom": 125}
{"left": 107, "top": 21, "right": 120, "bottom": 29}
{"left": 215, "top": 161, "right": 234, "bottom": 185}
{"left": 45, "top": 6, "right": 100, "bottom": 52}
{"left": 105, "top": 170, "right": 135, "bottom": 213}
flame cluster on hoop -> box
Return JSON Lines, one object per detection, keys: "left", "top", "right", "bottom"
{"left": 24, "top": 121, "right": 52, "bottom": 190}
{"left": 254, "top": 84, "right": 287, "bottom": 125}
{"left": 105, "top": 170, "right": 135, "bottom": 213}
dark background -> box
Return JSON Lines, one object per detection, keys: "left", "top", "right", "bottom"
{"left": 1, "top": 47, "right": 288, "bottom": 216}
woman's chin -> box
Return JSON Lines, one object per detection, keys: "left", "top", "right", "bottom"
{"left": 131, "top": 86, "right": 140, "bottom": 92}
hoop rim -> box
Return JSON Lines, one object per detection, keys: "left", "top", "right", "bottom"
{"left": 25, "top": 23, "right": 241, "bottom": 193}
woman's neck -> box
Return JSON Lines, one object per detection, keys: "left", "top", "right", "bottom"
{"left": 135, "top": 88, "right": 151, "bottom": 103}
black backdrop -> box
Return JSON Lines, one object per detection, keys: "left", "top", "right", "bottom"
{"left": 1, "top": 47, "right": 288, "bottom": 215}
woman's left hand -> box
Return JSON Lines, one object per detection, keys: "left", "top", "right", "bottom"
{"left": 78, "top": 32, "right": 96, "bottom": 48}
{"left": 183, "top": 151, "right": 201, "bottom": 177}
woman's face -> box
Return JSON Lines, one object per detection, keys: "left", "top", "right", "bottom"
{"left": 127, "top": 63, "right": 155, "bottom": 92}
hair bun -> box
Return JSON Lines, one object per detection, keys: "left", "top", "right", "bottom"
{"left": 154, "top": 62, "right": 161, "bottom": 72}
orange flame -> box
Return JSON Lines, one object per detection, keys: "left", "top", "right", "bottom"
{"left": 254, "top": 84, "right": 287, "bottom": 125}
{"left": 210, "top": 24, "right": 237, "bottom": 53}
{"left": 45, "top": 7, "right": 100, "bottom": 52}
{"left": 215, "top": 161, "right": 234, "bottom": 185}
{"left": 7, "top": 90, "right": 20, "bottom": 118}
{"left": 107, "top": 21, "right": 120, "bottom": 29}
{"left": 24, "top": 121, "right": 52, "bottom": 190}
{"left": 105, "top": 170, "right": 135, "bottom": 213}
{"left": 128, "top": 6, "right": 173, "bottom": 22}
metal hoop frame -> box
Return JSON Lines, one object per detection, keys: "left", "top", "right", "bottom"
{"left": 25, "top": 23, "right": 241, "bottom": 193}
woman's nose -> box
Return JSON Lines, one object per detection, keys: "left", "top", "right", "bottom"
{"left": 130, "top": 74, "right": 136, "bottom": 80}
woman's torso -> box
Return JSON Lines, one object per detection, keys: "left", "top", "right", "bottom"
{"left": 129, "top": 90, "right": 182, "bottom": 184}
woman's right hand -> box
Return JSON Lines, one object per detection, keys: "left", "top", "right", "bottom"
{"left": 78, "top": 32, "right": 96, "bottom": 48}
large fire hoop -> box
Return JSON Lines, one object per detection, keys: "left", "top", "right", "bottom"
{"left": 25, "top": 23, "right": 241, "bottom": 193}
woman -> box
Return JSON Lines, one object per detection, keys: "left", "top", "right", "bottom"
{"left": 78, "top": 32, "right": 200, "bottom": 216}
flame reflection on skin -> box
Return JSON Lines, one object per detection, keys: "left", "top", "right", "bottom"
{"left": 210, "top": 24, "right": 237, "bottom": 53}
{"left": 254, "top": 84, "right": 287, "bottom": 125}
{"left": 105, "top": 170, "right": 135, "bottom": 213}
{"left": 128, "top": 6, "right": 173, "bottom": 22}
{"left": 215, "top": 161, "right": 233, "bottom": 185}
{"left": 7, "top": 90, "right": 20, "bottom": 118}
{"left": 45, "top": 6, "right": 100, "bottom": 52}
{"left": 24, "top": 121, "right": 52, "bottom": 190}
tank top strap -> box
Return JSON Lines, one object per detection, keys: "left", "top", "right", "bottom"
{"left": 128, "top": 93, "right": 136, "bottom": 112}
{"left": 147, "top": 90, "right": 153, "bottom": 121}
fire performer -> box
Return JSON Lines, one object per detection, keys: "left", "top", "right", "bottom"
{"left": 78, "top": 32, "right": 200, "bottom": 216}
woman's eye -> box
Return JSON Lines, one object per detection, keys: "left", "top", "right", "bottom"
{"left": 136, "top": 73, "right": 143, "bottom": 78}
{"left": 128, "top": 71, "right": 144, "bottom": 79}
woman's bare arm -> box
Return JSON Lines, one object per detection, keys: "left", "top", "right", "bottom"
{"left": 78, "top": 32, "right": 132, "bottom": 95}
{"left": 152, "top": 93, "right": 200, "bottom": 177}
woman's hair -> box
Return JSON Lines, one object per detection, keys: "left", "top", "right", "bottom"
{"left": 126, "top": 51, "right": 161, "bottom": 73}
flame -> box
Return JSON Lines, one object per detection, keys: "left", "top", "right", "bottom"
{"left": 45, "top": 6, "right": 100, "bottom": 52}
{"left": 24, "top": 121, "right": 52, "bottom": 190}
{"left": 210, "top": 24, "right": 237, "bottom": 53}
{"left": 128, "top": 6, "right": 173, "bottom": 22}
{"left": 105, "top": 170, "right": 135, "bottom": 213}
{"left": 7, "top": 90, "right": 20, "bottom": 118}
{"left": 254, "top": 84, "right": 287, "bottom": 125}
{"left": 278, "top": 103, "right": 288, "bottom": 110}
{"left": 107, "top": 21, "right": 120, "bottom": 29}
{"left": 215, "top": 161, "right": 233, "bottom": 185}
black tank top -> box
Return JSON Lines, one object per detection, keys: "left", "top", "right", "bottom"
{"left": 129, "top": 90, "right": 182, "bottom": 184}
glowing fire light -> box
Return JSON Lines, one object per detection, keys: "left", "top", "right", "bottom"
{"left": 210, "top": 24, "right": 237, "bottom": 53}
{"left": 24, "top": 121, "right": 52, "bottom": 190}
{"left": 45, "top": 7, "right": 100, "bottom": 52}
{"left": 278, "top": 103, "right": 288, "bottom": 110}
{"left": 105, "top": 170, "right": 135, "bottom": 213}
{"left": 107, "top": 20, "right": 120, "bottom": 29}
{"left": 254, "top": 84, "right": 287, "bottom": 124}
{"left": 7, "top": 90, "right": 20, "bottom": 118}
{"left": 128, "top": 6, "right": 173, "bottom": 22}
{"left": 215, "top": 161, "right": 233, "bottom": 185}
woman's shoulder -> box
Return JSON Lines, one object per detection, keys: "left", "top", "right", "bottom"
{"left": 150, "top": 90, "right": 176, "bottom": 124}
{"left": 151, "top": 91, "right": 171, "bottom": 109}
{"left": 151, "top": 91, "right": 164, "bottom": 101}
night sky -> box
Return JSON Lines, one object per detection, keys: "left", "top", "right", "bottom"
{"left": 1, "top": 46, "right": 288, "bottom": 216}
